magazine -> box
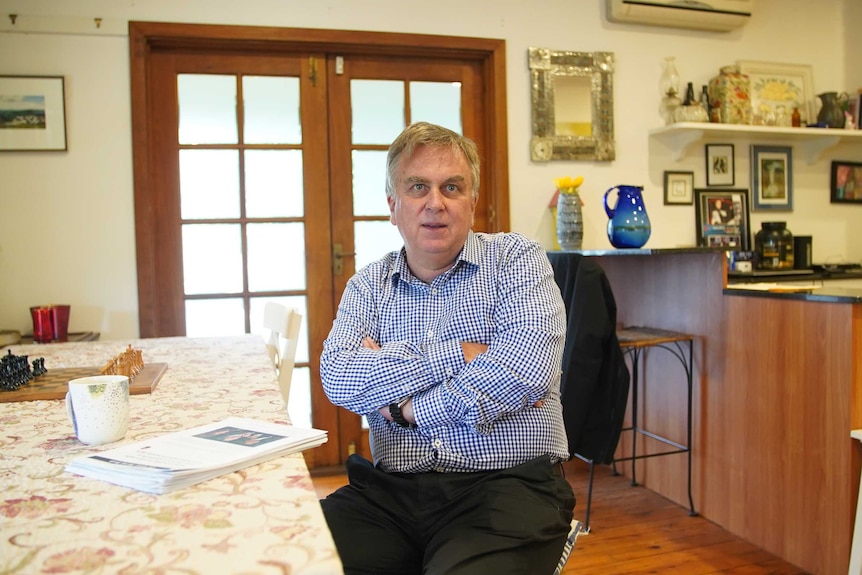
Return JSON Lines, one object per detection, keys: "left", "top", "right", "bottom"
{"left": 65, "top": 417, "right": 328, "bottom": 494}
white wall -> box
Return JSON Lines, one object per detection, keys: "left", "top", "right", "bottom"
{"left": 0, "top": 0, "right": 858, "bottom": 339}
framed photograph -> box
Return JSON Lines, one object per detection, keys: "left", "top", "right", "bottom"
{"left": 694, "top": 188, "right": 751, "bottom": 251}
{"left": 830, "top": 160, "right": 862, "bottom": 203}
{"left": 0, "top": 75, "right": 67, "bottom": 151}
{"left": 751, "top": 145, "right": 793, "bottom": 211}
{"left": 705, "top": 144, "right": 735, "bottom": 186}
{"left": 663, "top": 171, "right": 694, "bottom": 205}
{"left": 737, "top": 60, "right": 815, "bottom": 125}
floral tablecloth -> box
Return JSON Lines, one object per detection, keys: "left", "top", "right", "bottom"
{"left": 0, "top": 335, "right": 343, "bottom": 575}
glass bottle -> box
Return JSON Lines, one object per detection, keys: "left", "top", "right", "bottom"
{"left": 791, "top": 107, "right": 801, "bottom": 127}
{"left": 684, "top": 82, "right": 695, "bottom": 106}
{"left": 699, "top": 85, "right": 710, "bottom": 114}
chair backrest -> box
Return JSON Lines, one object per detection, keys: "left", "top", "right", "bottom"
{"left": 263, "top": 301, "right": 303, "bottom": 407}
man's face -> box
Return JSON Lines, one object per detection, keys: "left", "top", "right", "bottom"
{"left": 388, "top": 145, "right": 477, "bottom": 280}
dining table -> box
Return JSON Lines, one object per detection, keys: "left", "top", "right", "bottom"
{"left": 0, "top": 335, "right": 343, "bottom": 575}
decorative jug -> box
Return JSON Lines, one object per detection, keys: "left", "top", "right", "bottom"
{"left": 603, "top": 185, "right": 651, "bottom": 249}
{"left": 816, "top": 91, "right": 848, "bottom": 129}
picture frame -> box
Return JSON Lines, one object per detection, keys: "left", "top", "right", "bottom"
{"left": 0, "top": 75, "right": 67, "bottom": 151}
{"left": 663, "top": 171, "right": 694, "bottom": 205}
{"left": 705, "top": 144, "right": 735, "bottom": 186}
{"left": 694, "top": 188, "right": 751, "bottom": 251}
{"left": 830, "top": 160, "right": 862, "bottom": 203}
{"left": 750, "top": 145, "right": 793, "bottom": 211}
{"left": 737, "top": 60, "right": 815, "bottom": 126}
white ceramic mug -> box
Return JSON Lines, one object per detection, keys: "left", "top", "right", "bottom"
{"left": 65, "top": 375, "right": 130, "bottom": 445}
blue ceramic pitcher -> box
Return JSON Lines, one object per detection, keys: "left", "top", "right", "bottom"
{"left": 603, "top": 185, "right": 651, "bottom": 249}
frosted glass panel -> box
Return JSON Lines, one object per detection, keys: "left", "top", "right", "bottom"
{"left": 352, "top": 150, "right": 389, "bottom": 216}
{"left": 410, "top": 81, "right": 462, "bottom": 134}
{"left": 351, "top": 80, "right": 404, "bottom": 145}
{"left": 178, "top": 74, "right": 237, "bottom": 145}
{"left": 182, "top": 224, "right": 244, "bottom": 294}
{"left": 288, "top": 367, "right": 311, "bottom": 428}
{"left": 247, "top": 223, "right": 306, "bottom": 291}
{"left": 243, "top": 76, "right": 301, "bottom": 144}
{"left": 185, "top": 298, "right": 245, "bottom": 337}
{"left": 245, "top": 150, "right": 304, "bottom": 218}
{"left": 249, "top": 295, "right": 308, "bottom": 363}
{"left": 355, "top": 221, "right": 403, "bottom": 271}
{"left": 180, "top": 150, "right": 240, "bottom": 219}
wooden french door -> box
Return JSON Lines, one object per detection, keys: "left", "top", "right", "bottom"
{"left": 130, "top": 22, "right": 509, "bottom": 469}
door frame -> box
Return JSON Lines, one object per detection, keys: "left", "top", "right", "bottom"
{"left": 129, "top": 21, "right": 510, "bottom": 468}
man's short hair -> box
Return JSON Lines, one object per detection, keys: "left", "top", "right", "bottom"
{"left": 385, "top": 122, "right": 480, "bottom": 200}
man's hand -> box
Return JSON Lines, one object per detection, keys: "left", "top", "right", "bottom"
{"left": 460, "top": 342, "right": 488, "bottom": 363}
{"left": 461, "top": 341, "right": 543, "bottom": 408}
{"left": 362, "top": 337, "right": 381, "bottom": 351}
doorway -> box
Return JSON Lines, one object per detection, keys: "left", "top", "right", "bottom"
{"left": 129, "top": 22, "right": 510, "bottom": 469}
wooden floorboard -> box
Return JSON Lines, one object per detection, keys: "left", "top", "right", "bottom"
{"left": 311, "top": 458, "right": 810, "bottom": 574}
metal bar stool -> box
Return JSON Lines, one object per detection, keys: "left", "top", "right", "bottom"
{"left": 612, "top": 326, "right": 697, "bottom": 517}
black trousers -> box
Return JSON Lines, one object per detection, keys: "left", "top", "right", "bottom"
{"left": 320, "top": 454, "right": 575, "bottom": 575}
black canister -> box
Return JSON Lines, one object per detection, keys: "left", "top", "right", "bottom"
{"left": 755, "top": 222, "right": 794, "bottom": 270}
{"left": 793, "top": 236, "right": 812, "bottom": 269}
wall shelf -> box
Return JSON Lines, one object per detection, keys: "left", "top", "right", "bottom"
{"left": 650, "top": 123, "right": 862, "bottom": 163}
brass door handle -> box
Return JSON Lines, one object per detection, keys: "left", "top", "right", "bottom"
{"left": 333, "top": 243, "right": 356, "bottom": 275}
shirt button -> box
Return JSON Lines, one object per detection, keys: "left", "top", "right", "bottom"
{"left": 435, "top": 467, "right": 445, "bottom": 472}
{"left": 431, "top": 288, "right": 438, "bottom": 295}
{"left": 427, "top": 330, "right": 434, "bottom": 337}
{"left": 433, "top": 439, "right": 443, "bottom": 448}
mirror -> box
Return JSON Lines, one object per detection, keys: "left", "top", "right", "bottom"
{"left": 529, "top": 48, "right": 615, "bottom": 162}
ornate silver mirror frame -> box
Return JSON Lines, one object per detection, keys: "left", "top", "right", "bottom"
{"left": 529, "top": 48, "right": 615, "bottom": 162}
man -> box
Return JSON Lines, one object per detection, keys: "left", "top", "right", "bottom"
{"left": 320, "top": 122, "right": 574, "bottom": 575}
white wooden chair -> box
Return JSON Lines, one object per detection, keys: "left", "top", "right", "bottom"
{"left": 263, "top": 302, "right": 303, "bottom": 408}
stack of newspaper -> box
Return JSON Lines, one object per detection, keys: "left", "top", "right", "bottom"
{"left": 65, "top": 417, "right": 328, "bottom": 494}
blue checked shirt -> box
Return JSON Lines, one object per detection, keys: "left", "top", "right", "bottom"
{"left": 321, "top": 231, "right": 569, "bottom": 473}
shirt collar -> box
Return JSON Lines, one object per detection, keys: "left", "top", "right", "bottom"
{"left": 390, "top": 231, "right": 480, "bottom": 285}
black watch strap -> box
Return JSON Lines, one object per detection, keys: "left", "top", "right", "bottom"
{"left": 389, "top": 401, "right": 415, "bottom": 428}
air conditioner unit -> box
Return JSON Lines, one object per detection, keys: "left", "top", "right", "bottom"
{"left": 607, "top": 0, "right": 752, "bottom": 32}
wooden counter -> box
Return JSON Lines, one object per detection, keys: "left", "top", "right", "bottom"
{"left": 564, "top": 248, "right": 861, "bottom": 575}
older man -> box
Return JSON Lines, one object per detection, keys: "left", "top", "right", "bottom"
{"left": 320, "top": 122, "right": 574, "bottom": 575}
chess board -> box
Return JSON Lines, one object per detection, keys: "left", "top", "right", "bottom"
{"left": 0, "top": 362, "right": 168, "bottom": 403}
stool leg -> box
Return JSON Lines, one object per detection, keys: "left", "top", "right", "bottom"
{"left": 584, "top": 459, "right": 594, "bottom": 533}
{"left": 630, "top": 348, "right": 640, "bottom": 487}
{"left": 684, "top": 338, "right": 696, "bottom": 516}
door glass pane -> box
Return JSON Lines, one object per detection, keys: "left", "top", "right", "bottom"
{"left": 180, "top": 150, "right": 240, "bottom": 219}
{"left": 243, "top": 76, "right": 301, "bottom": 144}
{"left": 178, "top": 74, "right": 237, "bottom": 145}
{"left": 182, "top": 224, "right": 244, "bottom": 294}
{"left": 288, "top": 368, "right": 311, "bottom": 428}
{"left": 355, "top": 221, "right": 403, "bottom": 270}
{"left": 351, "top": 80, "right": 404, "bottom": 144}
{"left": 247, "top": 223, "right": 306, "bottom": 292}
{"left": 185, "top": 298, "right": 245, "bottom": 337}
{"left": 410, "top": 81, "right": 462, "bottom": 134}
{"left": 352, "top": 150, "right": 388, "bottom": 216}
{"left": 245, "top": 150, "right": 304, "bottom": 218}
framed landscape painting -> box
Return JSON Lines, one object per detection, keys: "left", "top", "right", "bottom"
{"left": 751, "top": 145, "right": 793, "bottom": 211}
{"left": 0, "top": 75, "right": 67, "bottom": 151}
{"left": 737, "top": 60, "right": 815, "bottom": 125}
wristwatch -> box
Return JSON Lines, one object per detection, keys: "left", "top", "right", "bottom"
{"left": 389, "top": 399, "right": 415, "bottom": 428}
